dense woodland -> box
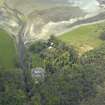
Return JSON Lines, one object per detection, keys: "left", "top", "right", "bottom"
{"left": 1, "top": 36, "right": 105, "bottom": 105}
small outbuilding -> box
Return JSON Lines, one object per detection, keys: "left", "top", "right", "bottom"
{"left": 31, "top": 67, "right": 45, "bottom": 83}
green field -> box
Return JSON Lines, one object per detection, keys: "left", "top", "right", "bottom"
{"left": 0, "top": 29, "right": 17, "bottom": 69}
{"left": 59, "top": 22, "right": 105, "bottom": 54}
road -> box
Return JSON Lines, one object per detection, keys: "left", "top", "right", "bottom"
{"left": 17, "top": 23, "right": 27, "bottom": 70}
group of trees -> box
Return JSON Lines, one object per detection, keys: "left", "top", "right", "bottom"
{"left": 27, "top": 36, "right": 105, "bottom": 105}
{"left": 0, "top": 69, "right": 27, "bottom": 105}
{"left": 1, "top": 36, "right": 105, "bottom": 105}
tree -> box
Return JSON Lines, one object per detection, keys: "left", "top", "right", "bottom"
{"left": 0, "top": 69, "right": 27, "bottom": 105}
{"left": 81, "top": 43, "right": 105, "bottom": 66}
{"left": 29, "top": 64, "right": 103, "bottom": 105}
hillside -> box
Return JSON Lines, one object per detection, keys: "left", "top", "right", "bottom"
{"left": 29, "top": 6, "right": 86, "bottom": 22}
{"left": 59, "top": 21, "right": 105, "bottom": 54}
{"left": 0, "top": 3, "right": 24, "bottom": 36}
{"left": 5, "top": 0, "right": 71, "bottom": 15}
{"left": 0, "top": 1, "right": 105, "bottom": 44}
{"left": 24, "top": 6, "right": 86, "bottom": 42}
{"left": 1, "top": 1, "right": 105, "bottom": 105}
{"left": 5, "top": 0, "right": 105, "bottom": 14}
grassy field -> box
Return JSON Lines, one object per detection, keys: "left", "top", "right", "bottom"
{"left": 59, "top": 22, "right": 105, "bottom": 54}
{"left": 0, "top": 29, "right": 17, "bottom": 69}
